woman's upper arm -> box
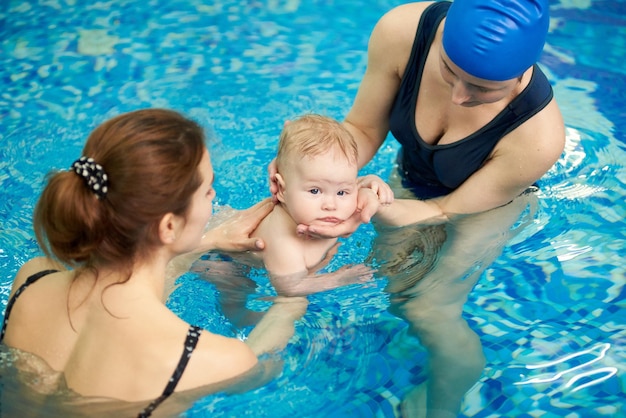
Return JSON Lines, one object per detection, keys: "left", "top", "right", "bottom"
{"left": 187, "top": 332, "right": 258, "bottom": 388}
{"left": 344, "top": 3, "right": 429, "bottom": 168}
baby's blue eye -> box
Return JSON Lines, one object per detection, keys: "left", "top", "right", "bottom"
{"left": 337, "top": 191, "right": 346, "bottom": 196}
{"left": 310, "top": 189, "right": 320, "bottom": 195}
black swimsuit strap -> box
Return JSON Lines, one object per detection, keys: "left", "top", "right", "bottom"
{"left": 137, "top": 325, "right": 202, "bottom": 418}
{"left": 0, "top": 269, "right": 59, "bottom": 343}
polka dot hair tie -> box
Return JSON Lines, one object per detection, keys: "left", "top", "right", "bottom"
{"left": 72, "top": 156, "right": 109, "bottom": 199}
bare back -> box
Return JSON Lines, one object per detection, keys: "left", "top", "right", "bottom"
{"left": 3, "top": 257, "right": 257, "bottom": 402}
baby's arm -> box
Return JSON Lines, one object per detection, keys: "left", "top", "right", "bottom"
{"left": 261, "top": 211, "right": 374, "bottom": 296}
{"left": 245, "top": 262, "right": 373, "bottom": 355}
{"left": 270, "top": 264, "right": 374, "bottom": 297}
{"left": 264, "top": 234, "right": 373, "bottom": 296}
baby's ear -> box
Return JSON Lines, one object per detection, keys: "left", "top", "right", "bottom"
{"left": 275, "top": 173, "right": 287, "bottom": 202}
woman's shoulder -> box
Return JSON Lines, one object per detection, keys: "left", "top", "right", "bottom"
{"left": 384, "top": 1, "right": 436, "bottom": 18}
{"left": 369, "top": 2, "right": 436, "bottom": 66}
{"left": 376, "top": 1, "right": 435, "bottom": 32}
{"left": 11, "top": 257, "right": 65, "bottom": 296}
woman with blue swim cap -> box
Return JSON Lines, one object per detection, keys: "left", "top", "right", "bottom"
{"left": 285, "top": 1, "right": 566, "bottom": 416}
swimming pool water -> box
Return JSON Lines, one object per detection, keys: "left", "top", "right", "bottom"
{"left": 1, "top": 0, "right": 624, "bottom": 417}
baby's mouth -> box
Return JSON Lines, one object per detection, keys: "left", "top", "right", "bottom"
{"left": 318, "top": 217, "right": 342, "bottom": 224}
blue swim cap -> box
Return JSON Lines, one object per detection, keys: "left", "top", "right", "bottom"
{"left": 442, "top": 0, "right": 550, "bottom": 81}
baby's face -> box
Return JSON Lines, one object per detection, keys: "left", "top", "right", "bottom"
{"left": 279, "top": 149, "right": 358, "bottom": 227}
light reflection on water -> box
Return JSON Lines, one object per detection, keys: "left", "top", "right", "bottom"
{"left": 514, "top": 343, "right": 617, "bottom": 392}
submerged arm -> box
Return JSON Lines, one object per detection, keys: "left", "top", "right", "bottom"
{"left": 270, "top": 264, "right": 374, "bottom": 298}
{"left": 245, "top": 296, "right": 309, "bottom": 356}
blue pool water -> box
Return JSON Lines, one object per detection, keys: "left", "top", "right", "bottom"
{"left": 1, "top": 0, "right": 625, "bottom": 417}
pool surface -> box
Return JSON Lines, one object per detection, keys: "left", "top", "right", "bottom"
{"left": 1, "top": 0, "right": 625, "bottom": 417}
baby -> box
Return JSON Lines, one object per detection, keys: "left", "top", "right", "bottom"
{"left": 195, "top": 114, "right": 392, "bottom": 354}
{"left": 251, "top": 113, "right": 392, "bottom": 295}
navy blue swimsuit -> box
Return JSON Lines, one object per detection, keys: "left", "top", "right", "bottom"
{"left": 0, "top": 269, "right": 201, "bottom": 418}
{"left": 388, "top": 1, "right": 554, "bottom": 198}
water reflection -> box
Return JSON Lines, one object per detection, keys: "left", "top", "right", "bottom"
{"left": 370, "top": 190, "right": 538, "bottom": 417}
{"left": 514, "top": 342, "right": 618, "bottom": 393}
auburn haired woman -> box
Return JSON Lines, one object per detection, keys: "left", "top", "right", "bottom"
{"left": 1, "top": 109, "right": 273, "bottom": 416}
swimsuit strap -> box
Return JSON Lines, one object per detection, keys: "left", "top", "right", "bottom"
{"left": 0, "top": 269, "right": 59, "bottom": 343}
{"left": 137, "top": 325, "right": 203, "bottom": 418}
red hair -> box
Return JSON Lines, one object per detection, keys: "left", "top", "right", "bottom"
{"left": 34, "top": 109, "right": 206, "bottom": 274}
